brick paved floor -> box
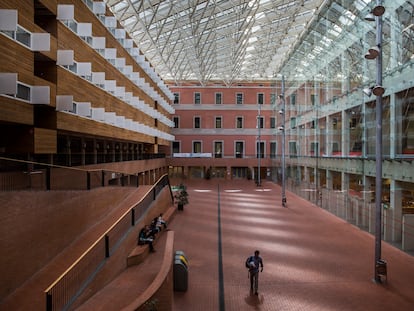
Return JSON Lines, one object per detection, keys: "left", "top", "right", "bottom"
{"left": 170, "top": 179, "right": 414, "bottom": 311}
{"left": 5, "top": 179, "right": 414, "bottom": 311}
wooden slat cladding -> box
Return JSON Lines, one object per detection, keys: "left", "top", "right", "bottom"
{"left": 34, "top": 127, "right": 57, "bottom": 153}
{"left": 55, "top": 26, "right": 168, "bottom": 126}
{"left": 56, "top": 67, "right": 153, "bottom": 126}
{"left": 56, "top": 24, "right": 157, "bottom": 110}
{"left": 0, "top": 36, "right": 34, "bottom": 86}
{"left": 0, "top": 0, "right": 33, "bottom": 31}
{"left": 57, "top": 112, "right": 154, "bottom": 144}
{"left": 69, "top": 0, "right": 170, "bottom": 105}
{"left": 0, "top": 97, "right": 33, "bottom": 125}
{"left": 1, "top": 0, "right": 173, "bottom": 151}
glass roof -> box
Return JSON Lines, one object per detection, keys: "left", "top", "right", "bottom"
{"left": 105, "top": 0, "right": 414, "bottom": 85}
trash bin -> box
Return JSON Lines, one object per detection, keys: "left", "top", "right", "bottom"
{"left": 174, "top": 250, "right": 188, "bottom": 291}
{"left": 376, "top": 259, "right": 387, "bottom": 282}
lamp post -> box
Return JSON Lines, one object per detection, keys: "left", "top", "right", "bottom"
{"left": 257, "top": 103, "right": 261, "bottom": 186}
{"left": 374, "top": 0, "right": 385, "bottom": 284}
{"left": 364, "top": 0, "right": 386, "bottom": 283}
{"left": 280, "top": 76, "right": 287, "bottom": 207}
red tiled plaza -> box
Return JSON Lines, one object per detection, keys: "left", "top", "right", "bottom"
{"left": 4, "top": 179, "right": 413, "bottom": 311}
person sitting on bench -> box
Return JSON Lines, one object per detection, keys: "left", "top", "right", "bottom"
{"left": 157, "top": 213, "right": 168, "bottom": 229}
{"left": 138, "top": 225, "right": 155, "bottom": 252}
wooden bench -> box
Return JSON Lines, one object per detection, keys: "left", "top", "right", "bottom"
{"left": 127, "top": 206, "right": 176, "bottom": 267}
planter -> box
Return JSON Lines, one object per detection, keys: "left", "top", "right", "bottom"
{"left": 178, "top": 203, "right": 184, "bottom": 211}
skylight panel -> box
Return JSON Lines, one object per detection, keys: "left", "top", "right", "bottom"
{"left": 249, "top": 36, "right": 258, "bottom": 43}
{"left": 354, "top": 0, "right": 371, "bottom": 12}
{"left": 255, "top": 12, "right": 266, "bottom": 20}
{"left": 123, "top": 16, "right": 137, "bottom": 27}
{"left": 113, "top": 1, "right": 128, "bottom": 12}
{"left": 339, "top": 10, "right": 356, "bottom": 26}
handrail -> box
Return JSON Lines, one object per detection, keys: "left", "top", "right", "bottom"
{"left": 0, "top": 156, "right": 164, "bottom": 191}
{"left": 44, "top": 174, "right": 172, "bottom": 311}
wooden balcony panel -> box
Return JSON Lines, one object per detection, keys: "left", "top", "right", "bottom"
{"left": 34, "top": 127, "right": 57, "bottom": 154}
{"left": 0, "top": 36, "right": 34, "bottom": 84}
{"left": 56, "top": 68, "right": 157, "bottom": 125}
{"left": 56, "top": 112, "right": 154, "bottom": 143}
{"left": 56, "top": 26, "right": 160, "bottom": 111}
{"left": 0, "top": 96, "right": 33, "bottom": 125}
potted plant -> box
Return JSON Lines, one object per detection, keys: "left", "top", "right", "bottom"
{"left": 174, "top": 183, "right": 189, "bottom": 210}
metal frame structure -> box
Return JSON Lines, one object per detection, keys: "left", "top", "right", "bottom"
{"left": 105, "top": 0, "right": 325, "bottom": 84}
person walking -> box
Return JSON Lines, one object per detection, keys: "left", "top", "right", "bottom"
{"left": 246, "top": 250, "right": 264, "bottom": 295}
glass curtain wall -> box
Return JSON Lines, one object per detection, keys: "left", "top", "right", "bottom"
{"left": 273, "top": 0, "right": 414, "bottom": 251}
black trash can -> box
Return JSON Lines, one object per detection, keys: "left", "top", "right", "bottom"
{"left": 174, "top": 251, "right": 188, "bottom": 291}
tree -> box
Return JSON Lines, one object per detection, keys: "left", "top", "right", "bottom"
{"left": 174, "top": 183, "right": 189, "bottom": 210}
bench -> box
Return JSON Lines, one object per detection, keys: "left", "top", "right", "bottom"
{"left": 127, "top": 206, "right": 176, "bottom": 267}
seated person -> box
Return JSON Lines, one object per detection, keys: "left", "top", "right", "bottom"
{"left": 150, "top": 218, "right": 161, "bottom": 234}
{"left": 138, "top": 226, "right": 155, "bottom": 252}
{"left": 157, "top": 213, "right": 168, "bottom": 229}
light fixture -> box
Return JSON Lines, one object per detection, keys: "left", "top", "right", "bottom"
{"left": 365, "top": 52, "right": 376, "bottom": 60}
{"left": 363, "top": 86, "right": 374, "bottom": 97}
{"left": 372, "top": 5, "right": 385, "bottom": 16}
{"left": 368, "top": 46, "right": 380, "bottom": 58}
{"left": 278, "top": 109, "right": 284, "bottom": 114}
{"left": 365, "top": 5, "right": 385, "bottom": 21}
{"left": 372, "top": 85, "right": 385, "bottom": 96}
{"left": 278, "top": 126, "right": 284, "bottom": 131}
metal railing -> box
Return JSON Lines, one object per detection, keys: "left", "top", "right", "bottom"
{"left": 44, "top": 174, "right": 172, "bottom": 311}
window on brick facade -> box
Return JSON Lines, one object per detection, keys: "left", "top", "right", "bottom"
{"left": 173, "top": 92, "right": 179, "bottom": 104}
{"left": 194, "top": 116, "right": 201, "bottom": 128}
{"left": 257, "top": 116, "right": 264, "bottom": 129}
{"left": 193, "top": 141, "right": 202, "bottom": 153}
{"left": 270, "top": 142, "right": 277, "bottom": 158}
{"left": 214, "top": 141, "right": 223, "bottom": 158}
{"left": 236, "top": 92, "right": 243, "bottom": 105}
{"left": 173, "top": 117, "right": 179, "bottom": 128}
{"left": 290, "top": 93, "right": 296, "bottom": 105}
{"left": 289, "top": 141, "right": 298, "bottom": 157}
{"left": 215, "top": 92, "right": 222, "bottom": 105}
{"left": 290, "top": 117, "right": 296, "bottom": 129}
{"left": 194, "top": 92, "right": 201, "bottom": 104}
{"left": 236, "top": 116, "right": 243, "bottom": 129}
{"left": 270, "top": 93, "right": 277, "bottom": 105}
{"left": 172, "top": 141, "right": 180, "bottom": 153}
{"left": 256, "top": 141, "right": 265, "bottom": 158}
{"left": 215, "top": 116, "right": 222, "bottom": 128}
{"left": 270, "top": 117, "right": 276, "bottom": 129}
{"left": 235, "top": 141, "right": 244, "bottom": 158}
{"left": 257, "top": 93, "right": 264, "bottom": 105}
